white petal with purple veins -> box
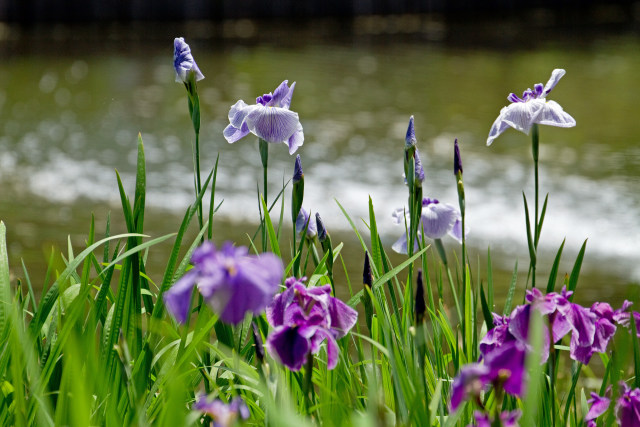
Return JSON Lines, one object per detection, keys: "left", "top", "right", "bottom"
{"left": 543, "top": 69, "right": 565, "bottom": 95}
{"left": 223, "top": 122, "right": 251, "bottom": 143}
{"left": 487, "top": 107, "right": 513, "bottom": 146}
{"left": 420, "top": 203, "right": 458, "bottom": 239}
{"left": 500, "top": 99, "right": 545, "bottom": 134}
{"left": 287, "top": 122, "right": 304, "bottom": 154}
{"left": 537, "top": 100, "right": 576, "bottom": 128}
{"left": 245, "top": 106, "right": 300, "bottom": 144}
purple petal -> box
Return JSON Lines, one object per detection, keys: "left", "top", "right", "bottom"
{"left": 266, "top": 325, "right": 310, "bottom": 371}
{"left": 405, "top": 116, "right": 416, "bottom": 147}
{"left": 296, "top": 208, "right": 317, "bottom": 238}
{"left": 327, "top": 297, "right": 358, "bottom": 338}
{"left": 245, "top": 105, "right": 300, "bottom": 144}
{"left": 223, "top": 123, "right": 251, "bottom": 144}
{"left": 567, "top": 303, "right": 597, "bottom": 346}
{"left": 281, "top": 81, "right": 296, "bottom": 110}
{"left": 163, "top": 270, "right": 197, "bottom": 324}
{"left": 484, "top": 341, "right": 526, "bottom": 396}
{"left": 543, "top": 69, "right": 566, "bottom": 95}
{"left": 391, "top": 232, "right": 410, "bottom": 254}
{"left": 450, "top": 363, "right": 490, "bottom": 411}
{"left": 586, "top": 392, "right": 610, "bottom": 421}
{"left": 420, "top": 202, "right": 458, "bottom": 240}
{"left": 173, "top": 37, "right": 205, "bottom": 83}
{"left": 267, "top": 80, "right": 291, "bottom": 108}
{"left": 537, "top": 100, "right": 576, "bottom": 128}
{"left": 449, "top": 218, "right": 466, "bottom": 243}
{"left": 317, "top": 329, "right": 340, "bottom": 370}
{"left": 286, "top": 124, "right": 304, "bottom": 154}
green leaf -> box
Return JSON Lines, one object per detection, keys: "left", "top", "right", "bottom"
{"left": 0, "top": 222, "right": 11, "bottom": 334}
{"left": 522, "top": 193, "right": 536, "bottom": 266}
{"left": 546, "top": 239, "right": 565, "bottom": 293}
{"left": 260, "top": 195, "right": 281, "bottom": 257}
{"left": 503, "top": 260, "right": 518, "bottom": 315}
{"left": 567, "top": 239, "right": 588, "bottom": 297}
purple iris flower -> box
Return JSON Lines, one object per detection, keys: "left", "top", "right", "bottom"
{"left": 616, "top": 382, "right": 640, "bottom": 426}
{"left": 391, "top": 197, "right": 465, "bottom": 254}
{"left": 479, "top": 313, "right": 515, "bottom": 359}
{"left": 265, "top": 277, "right": 358, "bottom": 371}
{"left": 295, "top": 207, "right": 317, "bottom": 239}
{"left": 472, "top": 410, "right": 521, "bottom": 427}
{"left": 450, "top": 341, "right": 526, "bottom": 411}
{"left": 193, "top": 395, "right": 249, "bottom": 427}
{"left": 223, "top": 80, "right": 304, "bottom": 154}
{"left": 164, "top": 241, "right": 283, "bottom": 325}
{"left": 487, "top": 69, "right": 576, "bottom": 146}
{"left": 173, "top": 37, "right": 205, "bottom": 83}
{"left": 570, "top": 302, "right": 620, "bottom": 364}
{"left": 585, "top": 389, "right": 611, "bottom": 426}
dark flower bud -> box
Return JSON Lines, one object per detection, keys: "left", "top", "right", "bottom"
{"left": 454, "top": 139, "right": 463, "bottom": 176}
{"left": 363, "top": 253, "right": 373, "bottom": 290}
{"left": 252, "top": 322, "right": 265, "bottom": 363}
{"left": 415, "top": 269, "right": 426, "bottom": 324}
{"left": 315, "top": 212, "right": 328, "bottom": 242}
{"left": 293, "top": 154, "right": 304, "bottom": 183}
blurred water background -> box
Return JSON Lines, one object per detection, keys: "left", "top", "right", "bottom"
{"left": 0, "top": 9, "right": 639, "bottom": 303}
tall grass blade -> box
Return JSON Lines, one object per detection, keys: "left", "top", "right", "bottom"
{"left": 546, "top": 239, "right": 565, "bottom": 293}
{"left": 503, "top": 260, "right": 518, "bottom": 316}
{"left": 567, "top": 239, "right": 587, "bottom": 296}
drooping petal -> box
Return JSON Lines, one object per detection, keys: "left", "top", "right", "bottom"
{"left": 449, "top": 218, "right": 467, "bottom": 243}
{"left": 296, "top": 208, "right": 317, "bottom": 238}
{"left": 223, "top": 123, "right": 251, "bottom": 143}
{"left": 484, "top": 341, "right": 526, "bottom": 397}
{"left": 164, "top": 270, "right": 198, "bottom": 323}
{"left": 266, "top": 325, "right": 311, "bottom": 371}
{"left": 487, "top": 107, "right": 513, "bottom": 146}
{"left": 391, "top": 232, "right": 410, "bottom": 254}
{"left": 391, "top": 207, "right": 407, "bottom": 225}
{"left": 537, "top": 100, "right": 576, "bottom": 128}
{"left": 500, "top": 99, "right": 546, "bottom": 135}
{"left": 543, "top": 69, "right": 566, "bottom": 96}
{"left": 420, "top": 202, "right": 458, "bottom": 239}
{"left": 287, "top": 122, "right": 304, "bottom": 154}
{"left": 227, "top": 100, "right": 251, "bottom": 128}
{"left": 322, "top": 330, "right": 340, "bottom": 370}
{"left": 245, "top": 106, "right": 301, "bottom": 144}
{"left": 327, "top": 297, "right": 358, "bottom": 338}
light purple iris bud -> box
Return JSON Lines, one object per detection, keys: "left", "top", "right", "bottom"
{"left": 173, "top": 37, "right": 204, "bottom": 83}
{"left": 295, "top": 207, "right": 317, "bottom": 238}
{"left": 265, "top": 277, "right": 357, "bottom": 371}
{"left": 405, "top": 115, "right": 416, "bottom": 148}
{"left": 391, "top": 197, "right": 465, "bottom": 254}
{"left": 193, "top": 395, "right": 249, "bottom": 427}
{"left": 293, "top": 154, "right": 303, "bottom": 183}
{"left": 164, "top": 241, "right": 283, "bottom": 325}
{"left": 223, "top": 80, "right": 304, "bottom": 154}
{"left": 616, "top": 382, "right": 640, "bottom": 426}
{"left": 487, "top": 68, "right": 576, "bottom": 146}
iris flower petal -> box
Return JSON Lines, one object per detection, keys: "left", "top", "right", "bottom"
{"left": 500, "top": 99, "right": 545, "bottom": 134}
{"left": 543, "top": 68, "right": 566, "bottom": 95}
{"left": 537, "top": 100, "right": 577, "bottom": 127}
{"left": 163, "top": 270, "right": 197, "bottom": 324}
{"left": 266, "top": 326, "right": 310, "bottom": 371}
{"left": 246, "top": 106, "right": 301, "bottom": 144}
{"left": 287, "top": 123, "right": 305, "bottom": 154}
{"left": 420, "top": 203, "right": 458, "bottom": 239}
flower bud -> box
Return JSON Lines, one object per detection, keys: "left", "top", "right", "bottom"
{"left": 415, "top": 269, "right": 426, "bottom": 324}
{"left": 454, "top": 139, "right": 463, "bottom": 176}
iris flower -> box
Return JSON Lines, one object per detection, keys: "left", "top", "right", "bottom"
{"left": 224, "top": 80, "right": 304, "bottom": 154}
{"left": 487, "top": 68, "right": 575, "bottom": 146}
{"left": 164, "top": 241, "right": 283, "bottom": 325}
{"left": 450, "top": 341, "right": 526, "bottom": 411}
{"left": 193, "top": 395, "right": 249, "bottom": 427}
{"left": 265, "top": 277, "right": 357, "bottom": 371}
{"left": 391, "top": 197, "right": 464, "bottom": 254}
{"left": 173, "top": 37, "right": 204, "bottom": 83}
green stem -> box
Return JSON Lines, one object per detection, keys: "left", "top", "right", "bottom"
{"left": 304, "top": 356, "right": 314, "bottom": 415}
{"left": 531, "top": 124, "right": 539, "bottom": 288}
{"left": 259, "top": 139, "right": 269, "bottom": 252}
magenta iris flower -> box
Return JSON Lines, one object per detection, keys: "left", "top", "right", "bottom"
{"left": 616, "top": 382, "right": 640, "bottom": 426}
{"left": 223, "top": 80, "right": 304, "bottom": 154}
{"left": 450, "top": 341, "right": 526, "bottom": 411}
{"left": 585, "top": 389, "right": 610, "bottom": 426}
{"left": 473, "top": 410, "right": 521, "bottom": 427}
{"left": 487, "top": 68, "right": 575, "bottom": 146}
{"left": 391, "top": 197, "right": 464, "bottom": 254}
{"left": 265, "top": 277, "right": 358, "bottom": 371}
{"left": 164, "top": 241, "right": 283, "bottom": 325}
{"left": 173, "top": 37, "right": 204, "bottom": 83}
{"left": 193, "top": 395, "right": 249, "bottom": 427}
